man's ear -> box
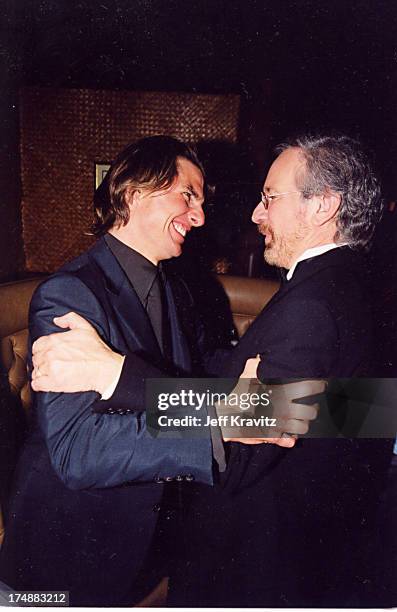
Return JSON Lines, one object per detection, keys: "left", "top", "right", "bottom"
{"left": 126, "top": 187, "right": 141, "bottom": 212}
{"left": 313, "top": 191, "right": 341, "bottom": 226}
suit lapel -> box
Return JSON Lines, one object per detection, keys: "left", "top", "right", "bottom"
{"left": 87, "top": 238, "right": 160, "bottom": 357}
{"left": 111, "top": 276, "right": 161, "bottom": 357}
{"left": 163, "top": 275, "right": 192, "bottom": 372}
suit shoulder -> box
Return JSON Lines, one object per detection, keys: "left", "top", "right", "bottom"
{"left": 31, "top": 241, "right": 109, "bottom": 307}
{"left": 57, "top": 247, "right": 92, "bottom": 273}
{"left": 29, "top": 256, "right": 107, "bottom": 326}
{"left": 29, "top": 274, "right": 103, "bottom": 328}
{"left": 31, "top": 255, "right": 95, "bottom": 301}
{"left": 31, "top": 270, "right": 91, "bottom": 300}
{"left": 293, "top": 259, "right": 366, "bottom": 303}
{"left": 28, "top": 269, "right": 110, "bottom": 344}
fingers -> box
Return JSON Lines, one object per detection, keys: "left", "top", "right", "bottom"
{"left": 271, "top": 403, "right": 319, "bottom": 425}
{"left": 31, "top": 373, "right": 67, "bottom": 393}
{"left": 33, "top": 330, "right": 69, "bottom": 354}
{"left": 282, "top": 379, "right": 326, "bottom": 402}
{"left": 31, "top": 362, "right": 42, "bottom": 381}
{"left": 271, "top": 402, "right": 319, "bottom": 437}
{"left": 32, "top": 314, "right": 88, "bottom": 357}
{"left": 31, "top": 375, "right": 51, "bottom": 392}
{"left": 32, "top": 335, "right": 51, "bottom": 354}
{"left": 225, "top": 438, "right": 269, "bottom": 445}
{"left": 274, "top": 405, "right": 319, "bottom": 435}
{"left": 240, "top": 354, "right": 261, "bottom": 378}
{"left": 32, "top": 327, "right": 92, "bottom": 356}
{"left": 226, "top": 436, "right": 296, "bottom": 448}
{"left": 279, "top": 418, "right": 310, "bottom": 435}
{"left": 53, "top": 311, "right": 94, "bottom": 331}
{"left": 269, "top": 436, "right": 296, "bottom": 448}
{"left": 31, "top": 352, "right": 57, "bottom": 388}
{"left": 32, "top": 352, "right": 47, "bottom": 376}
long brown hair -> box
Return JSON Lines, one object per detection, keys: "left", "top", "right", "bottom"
{"left": 92, "top": 135, "right": 205, "bottom": 236}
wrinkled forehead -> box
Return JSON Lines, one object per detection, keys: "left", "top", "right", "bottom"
{"left": 264, "top": 147, "right": 306, "bottom": 190}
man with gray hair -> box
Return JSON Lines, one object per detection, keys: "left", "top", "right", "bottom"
{"left": 170, "top": 134, "right": 393, "bottom": 607}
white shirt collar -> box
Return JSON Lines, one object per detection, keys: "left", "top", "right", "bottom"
{"left": 286, "top": 243, "right": 348, "bottom": 281}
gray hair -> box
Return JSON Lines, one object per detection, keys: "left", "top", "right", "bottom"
{"left": 276, "top": 135, "right": 383, "bottom": 250}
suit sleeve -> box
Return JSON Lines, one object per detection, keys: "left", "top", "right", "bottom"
{"left": 29, "top": 274, "right": 214, "bottom": 490}
{"left": 256, "top": 297, "right": 339, "bottom": 379}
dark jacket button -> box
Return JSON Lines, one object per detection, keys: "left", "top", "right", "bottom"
{"left": 185, "top": 474, "right": 195, "bottom": 482}
{"left": 152, "top": 504, "right": 161, "bottom": 512}
{"left": 175, "top": 475, "right": 184, "bottom": 482}
{"left": 165, "top": 476, "right": 174, "bottom": 482}
{"left": 154, "top": 477, "right": 164, "bottom": 484}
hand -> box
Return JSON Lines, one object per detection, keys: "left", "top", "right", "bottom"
{"left": 31, "top": 312, "right": 125, "bottom": 396}
{"left": 240, "top": 355, "right": 260, "bottom": 378}
{"left": 267, "top": 379, "right": 325, "bottom": 436}
{"left": 224, "top": 435, "right": 296, "bottom": 448}
{"left": 220, "top": 379, "right": 326, "bottom": 449}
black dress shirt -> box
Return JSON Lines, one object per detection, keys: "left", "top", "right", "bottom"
{"left": 105, "top": 233, "right": 170, "bottom": 357}
{"left": 105, "top": 233, "right": 225, "bottom": 472}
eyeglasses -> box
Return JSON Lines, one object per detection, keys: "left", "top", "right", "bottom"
{"left": 260, "top": 191, "right": 301, "bottom": 210}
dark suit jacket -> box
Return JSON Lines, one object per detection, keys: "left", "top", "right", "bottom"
{"left": 0, "top": 237, "right": 213, "bottom": 606}
{"left": 171, "top": 247, "right": 393, "bottom": 607}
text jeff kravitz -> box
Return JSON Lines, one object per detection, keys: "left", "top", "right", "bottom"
{"left": 157, "top": 414, "right": 277, "bottom": 428}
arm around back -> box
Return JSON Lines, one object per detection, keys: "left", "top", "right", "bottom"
{"left": 29, "top": 273, "right": 214, "bottom": 489}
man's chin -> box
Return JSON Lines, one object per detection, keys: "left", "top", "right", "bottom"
{"left": 171, "top": 243, "right": 183, "bottom": 259}
{"left": 157, "top": 247, "right": 181, "bottom": 262}
{"left": 264, "top": 248, "right": 280, "bottom": 267}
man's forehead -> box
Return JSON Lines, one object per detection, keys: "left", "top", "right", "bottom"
{"left": 265, "top": 147, "right": 305, "bottom": 188}
{"left": 176, "top": 157, "right": 204, "bottom": 196}
{"left": 177, "top": 157, "right": 203, "bottom": 180}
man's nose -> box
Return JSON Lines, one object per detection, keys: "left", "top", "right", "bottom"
{"left": 188, "top": 206, "right": 205, "bottom": 228}
{"left": 251, "top": 202, "right": 267, "bottom": 225}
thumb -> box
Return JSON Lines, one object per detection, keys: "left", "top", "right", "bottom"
{"left": 241, "top": 354, "right": 261, "bottom": 378}
{"left": 53, "top": 311, "right": 94, "bottom": 331}
{"left": 267, "top": 436, "right": 296, "bottom": 448}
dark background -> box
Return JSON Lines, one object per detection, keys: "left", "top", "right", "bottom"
{"left": 1, "top": 0, "right": 397, "bottom": 281}
{"left": 0, "top": 0, "right": 396, "bottom": 578}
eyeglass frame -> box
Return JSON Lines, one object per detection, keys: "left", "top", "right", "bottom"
{"left": 260, "top": 190, "right": 302, "bottom": 210}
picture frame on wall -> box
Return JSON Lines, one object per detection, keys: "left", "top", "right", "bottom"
{"left": 95, "top": 163, "right": 111, "bottom": 189}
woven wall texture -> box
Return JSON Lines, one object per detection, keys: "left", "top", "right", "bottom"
{"left": 20, "top": 87, "right": 240, "bottom": 272}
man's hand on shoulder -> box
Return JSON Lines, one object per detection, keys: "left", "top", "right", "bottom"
{"left": 31, "top": 312, "right": 125, "bottom": 396}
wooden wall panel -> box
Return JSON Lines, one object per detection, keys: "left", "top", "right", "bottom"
{"left": 20, "top": 87, "right": 240, "bottom": 272}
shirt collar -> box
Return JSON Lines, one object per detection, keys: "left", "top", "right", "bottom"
{"left": 104, "top": 233, "right": 159, "bottom": 306}
{"left": 286, "top": 243, "right": 348, "bottom": 281}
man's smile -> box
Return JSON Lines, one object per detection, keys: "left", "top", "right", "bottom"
{"left": 259, "top": 223, "right": 273, "bottom": 245}
{"left": 172, "top": 221, "right": 187, "bottom": 238}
